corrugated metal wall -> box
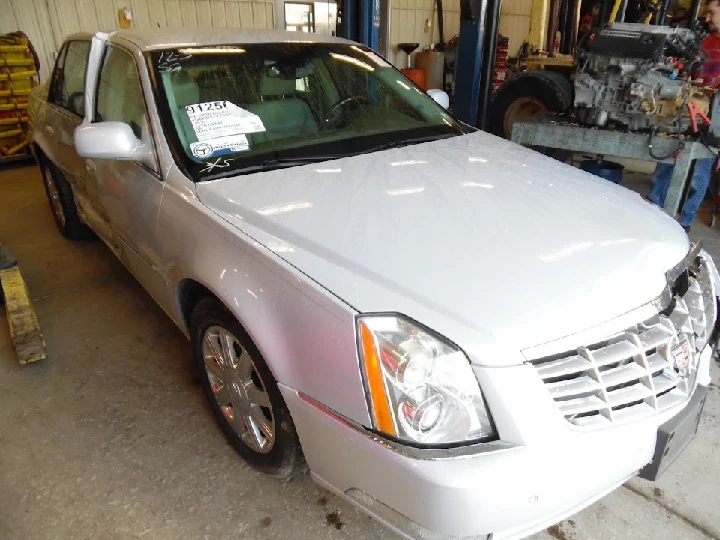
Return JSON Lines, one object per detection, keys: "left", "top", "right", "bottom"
{"left": 1, "top": 0, "right": 275, "bottom": 81}
{"left": 389, "top": 0, "right": 460, "bottom": 67}
{"left": 388, "top": 0, "right": 531, "bottom": 68}
{"left": 499, "top": 0, "right": 532, "bottom": 58}
{"left": 1, "top": 1, "right": 58, "bottom": 83}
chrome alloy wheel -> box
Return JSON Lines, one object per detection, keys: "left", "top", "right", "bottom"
{"left": 202, "top": 325, "right": 275, "bottom": 453}
{"left": 43, "top": 168, "right": 65, "bottom": 226}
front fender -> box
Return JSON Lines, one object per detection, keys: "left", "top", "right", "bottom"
{"left": 159, "top": 177, "right": 372, "bottom": 428}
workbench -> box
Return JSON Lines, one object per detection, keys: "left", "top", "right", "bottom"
{"left": 511, "top": 119, "right": 716, "bottom": 219}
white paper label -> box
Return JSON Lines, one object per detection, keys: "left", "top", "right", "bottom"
{"left": 185, "top": 101, "right": 265, "bottom": 141}
{"left": 190, "top": 134, "right": 250, "bottom": 158}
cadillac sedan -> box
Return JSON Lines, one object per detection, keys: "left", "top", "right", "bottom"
{"left": 29, "top": 28, "right": 718, "bottom": 539}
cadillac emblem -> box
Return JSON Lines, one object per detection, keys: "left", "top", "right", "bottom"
{"left": 671, "top": 337, "right": 692, "bottom": 371}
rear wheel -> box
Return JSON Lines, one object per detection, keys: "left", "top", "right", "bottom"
{"left": 190, "top": 297, "right": 306, "bottom": 479}
{"left": 488, "top": 70, "right": 573, "bottom": 139}
{"left": 38, "top": 157, "right": 92, "bottom": 240}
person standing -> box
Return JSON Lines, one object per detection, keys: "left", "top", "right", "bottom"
{"left": 647, "top": 0, "right": 720, "bottom": 232}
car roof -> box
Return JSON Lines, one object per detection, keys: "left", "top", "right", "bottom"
{"left": 65, "top": 28, "right": 354, "bottom": 51}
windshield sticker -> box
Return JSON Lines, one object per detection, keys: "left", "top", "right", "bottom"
{"left": 190, "top": 134, "right": 250, "bottom": 158}
{"left": 158, "top": 51, "right": 192, "bottom": 72}
{"left": 185, "top": 101, "right": 266, "bottom": 141}
{"left": 199, "top": 157, "right": 234, "bottom": 174}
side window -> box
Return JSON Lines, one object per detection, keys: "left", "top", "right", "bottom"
{"left": 49, "top": 41, "right": 90, "bottom": 116}
{"left": 48, "top": 44, "right": 68, "bottom": 105}
{"left": 96, "top": 46, "right": 147, "bottom": 140}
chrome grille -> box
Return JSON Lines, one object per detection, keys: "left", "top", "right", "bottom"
{"left": 529, "top": 249, "right": 716, "bottom": 429}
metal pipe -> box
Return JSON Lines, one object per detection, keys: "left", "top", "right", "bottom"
{"left": 618, "top": 0, "right": 628, "bottom": 21}
{"left": 690, "top": 0, "right": 702, "bottom": 23}
{"left": 599, "top": 0, "right": 611, "bottom": 26}
{"left": 360, "top": 0, "right": 380, "bottom": 50}
{"left": 546, "top": 0, "right": 561, "bottom": 55}
{"left": 453, "top": 0, "right": 487, "bottom": 124}
{"left": 477, "top": 0, "right": 502, "bottom": 129}
{"left": 570, "top": 0, "right": 582, "bottom": 52}
{"left": 559, "top": 0, "right": 570, "bottom": 54}
{"left": 655, "top": 0, "right": 671, "bottom": 24}
{"left": 338, "top": 0, "right": 356, "bottom": 40}
{"left": 436, "top": 0, "right": 445, "bottom": 49}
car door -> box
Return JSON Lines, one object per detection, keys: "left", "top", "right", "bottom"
{"left": 90, "top": 44, "right": 168, "bottom": 300}
{"left": 42, "top": 40, "right": 109, "bottom": 232}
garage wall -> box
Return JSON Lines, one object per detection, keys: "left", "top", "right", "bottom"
{"left": 389, "top": 0, "right": 460, "bottom": 67}
{"left": 1, "top": 0, "right": 275, "bottom": 82}
{"left": 1, "top": 1, "right": 59, "bottom": 84}
{"left": 3, "top": 0, "right": 530, "bottom": 84}
{"left": 499, "top": 0, "right": 532, "bottom": 57}
{"left": 387, "top": 0, "right": 531, "bottom": 67}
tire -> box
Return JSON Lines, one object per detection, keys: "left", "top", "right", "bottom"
{"left": 531, "top": 70, "right": 573, "bottom": 109}
{"left": 190, "top": 297, "right": 306, "bottom": 479}
{"left": 38, "top": 157, "right": 93, "bottom": 240}
{"left": 488, "top": 70, "right": 573, "bottom": 139}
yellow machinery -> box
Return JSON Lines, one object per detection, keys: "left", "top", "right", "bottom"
{"left": 0, "top": 243, "right": 46, "bottom": 365}
{"left": 0, "top": 32, "right": 39, "bottom": 163}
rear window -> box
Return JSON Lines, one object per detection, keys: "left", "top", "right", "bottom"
{"left": 50, "top": 40, "right": 90, "bottom": 116}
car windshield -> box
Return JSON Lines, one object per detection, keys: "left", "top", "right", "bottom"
{"left": 149, "top": 42, "right": 467, "bottom": 180}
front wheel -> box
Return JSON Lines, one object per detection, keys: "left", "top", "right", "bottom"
{"left": 190, "top": 297, "right": 306, "bottom": 479}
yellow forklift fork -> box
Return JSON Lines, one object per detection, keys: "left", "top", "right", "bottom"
{"left": 0, "top": 244, "right": 46, "bottom": 364}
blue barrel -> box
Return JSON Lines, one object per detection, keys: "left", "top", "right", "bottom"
{"left": 580, "top": 160, "right": 624, "bottom": 184}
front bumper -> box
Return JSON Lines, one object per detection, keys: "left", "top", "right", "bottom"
{"left": 280, "top": 344, "right": 712, "bottom": 540}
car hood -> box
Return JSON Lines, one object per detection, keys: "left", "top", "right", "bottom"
{"left": 196, "top": 130, "right": 689, "bottom": 363}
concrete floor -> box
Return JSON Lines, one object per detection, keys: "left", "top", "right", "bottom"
{"left": 0, "top": 163, "right": 719, "bottom": 540}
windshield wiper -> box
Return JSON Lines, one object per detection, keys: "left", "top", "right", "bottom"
{"left": 360, "top": 134, "right": 455, "bottom": 155}
{"left": 201, "top": 155, "right": 347, "bottom": 181}
{"left": 198, "top": 134, "right": 457, "bottom": 181}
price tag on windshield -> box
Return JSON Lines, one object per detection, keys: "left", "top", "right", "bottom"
{"left": 185, "top": 101, "right": 266, "bottom": 141}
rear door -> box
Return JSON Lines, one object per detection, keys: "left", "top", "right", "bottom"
{"left": 43, "top": 41, "right": 95, "bottom": 202}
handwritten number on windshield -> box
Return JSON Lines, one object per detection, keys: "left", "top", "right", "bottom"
{"left": 186, "top": 101, "right": 228, "bottom": 114}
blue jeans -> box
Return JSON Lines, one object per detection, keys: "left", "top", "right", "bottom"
{"left": 647, "top": 159, "right": 715, "bottom": 227}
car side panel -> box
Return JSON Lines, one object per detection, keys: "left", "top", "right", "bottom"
{"left": 92, "top": 164, "right": 169, "bottom": 311}
{"left": 29, "top": 82, "right": 52, "bottom": 156}
{"left": 48, "top": 107, "right": 84, "bottom": 190}
{"left": 156, "top": 170, "right": 372, "bottom": 427}
{"left": 30, "top": 41, "right": 112, "bottom": 243}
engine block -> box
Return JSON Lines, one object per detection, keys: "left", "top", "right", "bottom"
{"left": 573, "top": 23, "right": 713, "bottom": 132}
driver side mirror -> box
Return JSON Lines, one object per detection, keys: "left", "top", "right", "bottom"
{"left": 74, "top": 121, "right": 154, "bottom": 166}
{"left": 427, "top": 89, "right": 450, "bottom": 109}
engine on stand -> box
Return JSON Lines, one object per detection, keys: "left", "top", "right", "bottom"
{"left": 573, "top": 23, "right": 716, "bottom": 133}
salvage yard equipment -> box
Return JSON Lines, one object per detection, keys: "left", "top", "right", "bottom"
{"left": 0, "top": 243, "right": 46, "bottom": 365}
{"left": 0, "top": 32, "right": 39, "bottom": 164}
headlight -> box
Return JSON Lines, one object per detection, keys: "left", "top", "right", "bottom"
{"left": 357, "top": 315, "right": 497, "bottom": 445}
